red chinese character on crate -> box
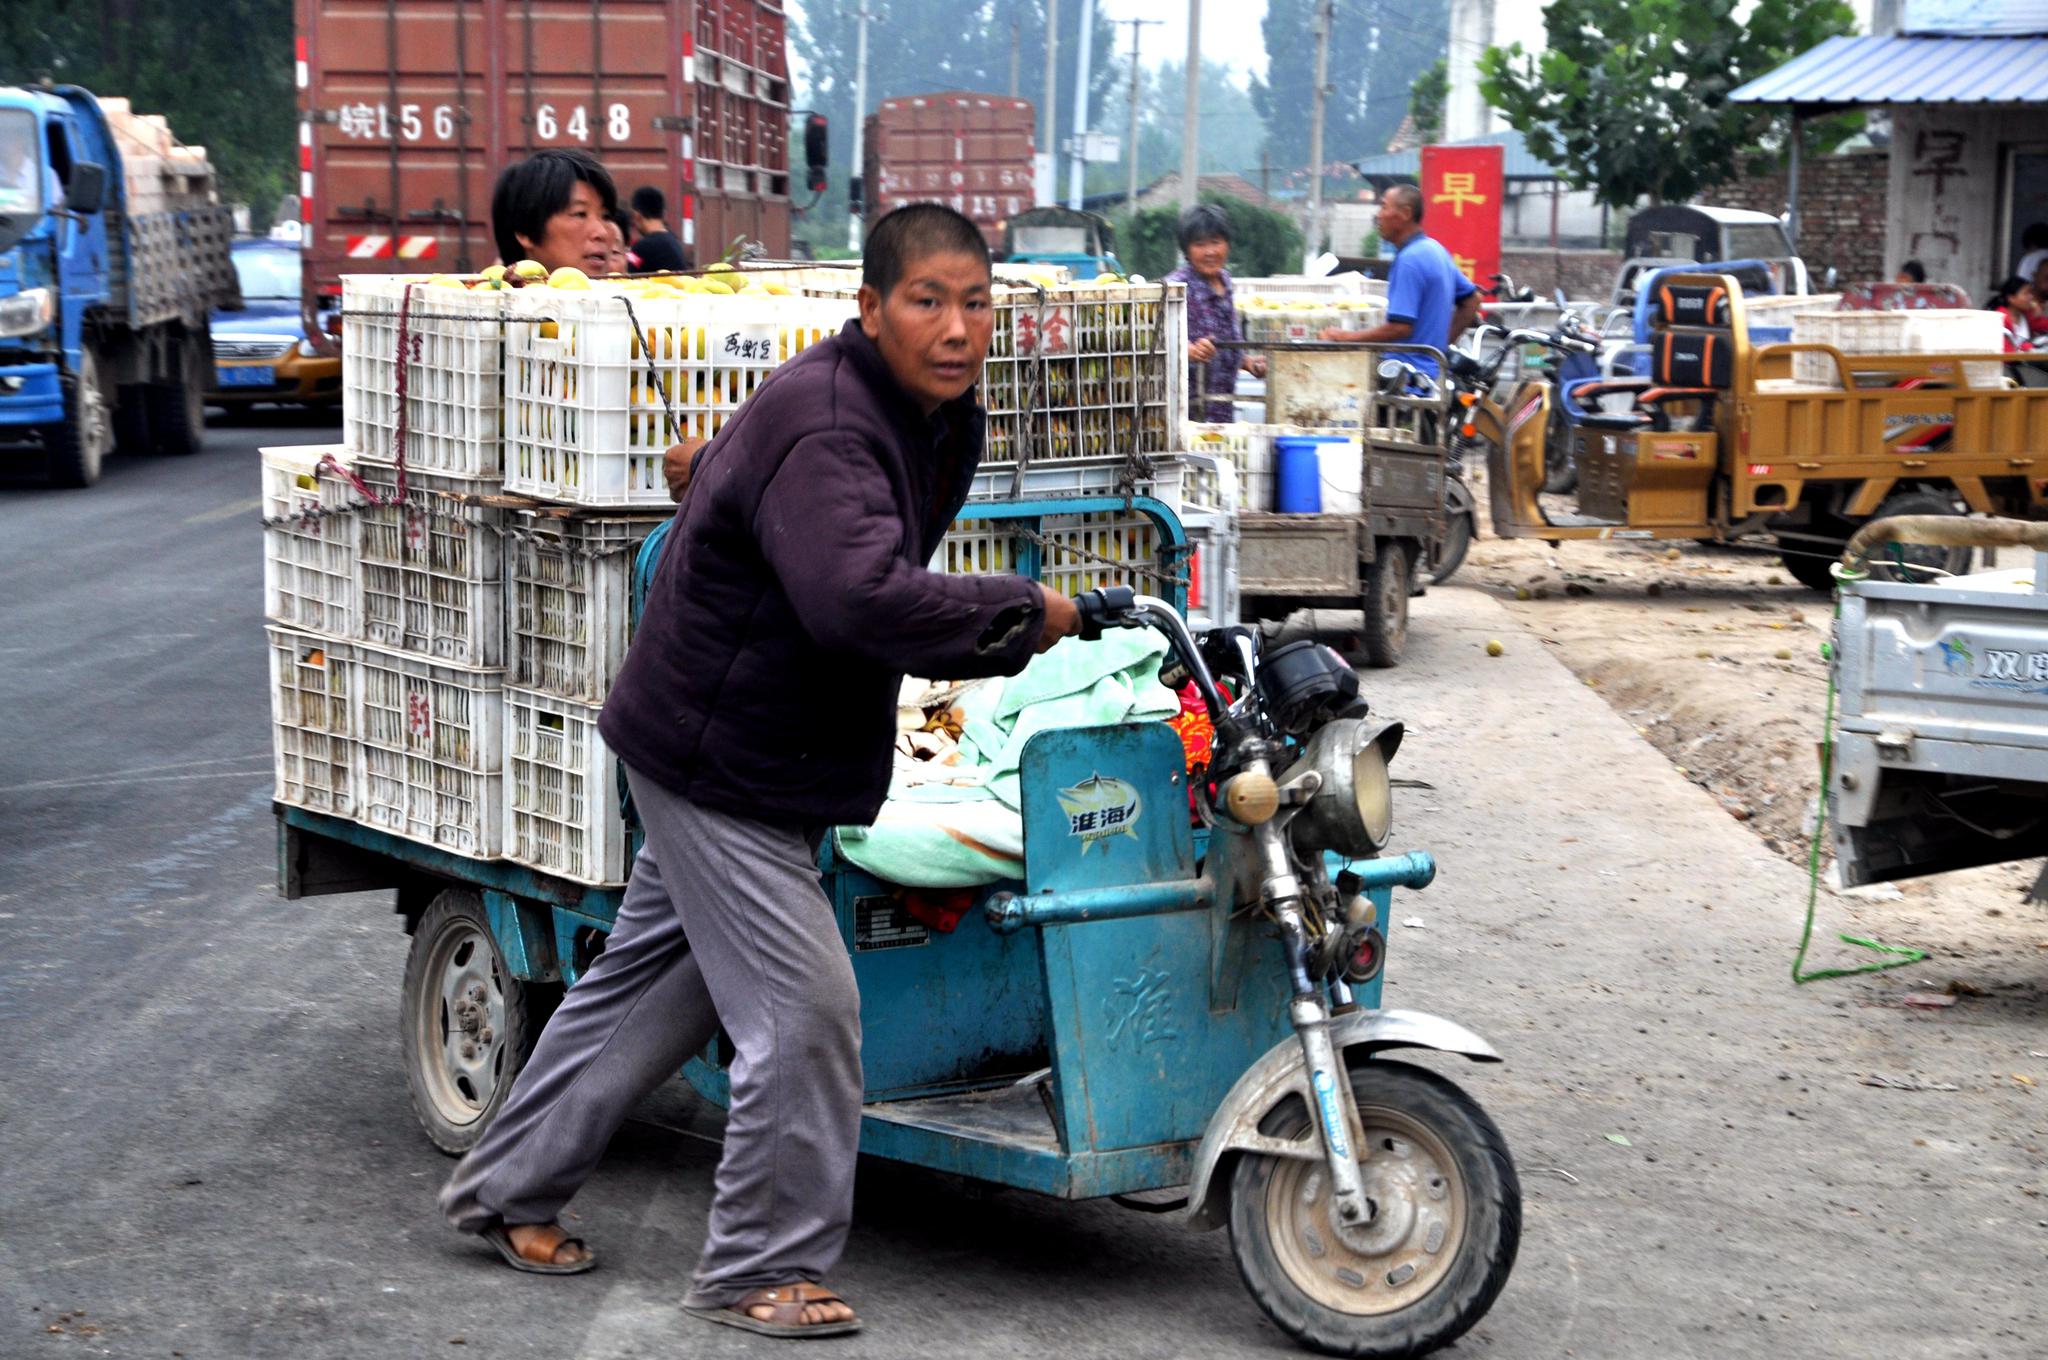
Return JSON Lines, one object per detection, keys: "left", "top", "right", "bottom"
{"left": 403, "top": 507, "right": 428, "bottom": 555}
{"left": 407, "top": 690, "right": 433, "bottom": 743}
{"left": 1013, "top": 307, "right": 1074, "bottom": 358}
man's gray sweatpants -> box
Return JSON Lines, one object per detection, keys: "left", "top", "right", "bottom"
{"left": 438, "top": 767, "right": 863, "bottom": 1308}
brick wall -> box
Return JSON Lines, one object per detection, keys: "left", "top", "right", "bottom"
{"left": 1713, "top": 149, "right": 1890, "bottom": 285}
{"left": 1501, "top": 248, "right": 1623, "bottom": 301}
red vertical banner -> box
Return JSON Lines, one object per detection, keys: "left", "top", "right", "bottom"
{"left": 1419, "top": 144, "right": 1504, "bottom": 290}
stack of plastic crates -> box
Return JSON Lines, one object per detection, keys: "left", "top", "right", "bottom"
{"left": 262, "top": 444, "right": 357, "bottom": 638}
{"left": 267, "top": 626, "right": 358, "bottom": 819}
{"left": 501, "top": 510, "right": 670, "bottom": 886}
{"left": 502, "top": 288, "right": 855, "bottom": 506}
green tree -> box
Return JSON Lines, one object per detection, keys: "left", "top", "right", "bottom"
{"left": 792, "top": 0, "right": 1118, "bottom": 251}
{"left": 1477, "top": 0, "right": 1855, "bottom": 209}
{"left": 1114, "top": 191, "right": 1303, "bottom": 280}
{"left": 1254, "top": 0, "right": 1447, "bottom": 171}
{"left": 1407, "top": 58, "right": 1447, "bottom": 145}
{"left": 0, "top": 0, "right": 295, "bottom": 218}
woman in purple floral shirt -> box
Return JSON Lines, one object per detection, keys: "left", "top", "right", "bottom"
{"left": 1166, "top": 204, "right": 1266, "bottom": 422}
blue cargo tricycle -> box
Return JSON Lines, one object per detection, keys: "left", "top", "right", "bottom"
{"left": 276, "top": 496, "right": 1520, "bottom": 1357}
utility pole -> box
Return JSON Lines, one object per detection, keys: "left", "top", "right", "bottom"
{"left": 1037, "top": 0, "right": 1060, "bottom": 204}
{"left": 847, "top": 6, "right": 873, "bottom": 250}
{"left": 1065, "top": 0, "right": 1096, "bottom": 209}
{"left": 1302, "top": 0, "right": 1331, "bottom": 270}
{"left": 1178, "top": 0, "right": 1200, "bottom": 215}
{"left": 1009, "top": 20, "right": 1021, "bottom": 98}
{"left": 1123, "top": 16, "right": 1162, "bottom": 215}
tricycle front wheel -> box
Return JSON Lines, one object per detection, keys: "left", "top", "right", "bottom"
{"left": 1228, "top": 1060, "right": 1519, "bottom": 1358}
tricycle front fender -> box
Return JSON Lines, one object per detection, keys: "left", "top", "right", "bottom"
{"left": 1183, "top": 1008, "right": 1501, "bottom": 1231}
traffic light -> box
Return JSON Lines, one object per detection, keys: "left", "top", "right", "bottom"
{"left": 804, "top": 113, "right": 829, "bottom": 194}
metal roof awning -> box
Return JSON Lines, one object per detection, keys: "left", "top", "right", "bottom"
{"left": 1730, "top": 34, "right": 2048, "bottom": 109}
{"left": 1352, "top": 130, "right": 1563, "bottom": 183}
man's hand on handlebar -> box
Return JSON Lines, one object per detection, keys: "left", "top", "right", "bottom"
{"left": 1036, "top": 585, "right": 1083, "bottom": 653}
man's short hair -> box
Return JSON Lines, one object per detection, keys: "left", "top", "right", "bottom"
{"left": 490, "top": 150, "right": 617, "bottom": 265}
{"left": 1177, "top": 203, "right": 1232, "bottom": 252}
{"left": 1385, "top": 183, "right": 1424, "bottom": 224}
{"left": 862, "top": 203, "right": 990, "bottom": 298}
{"left": 631, "top": 185, "right": 666, "bottom": 221}
{"left": 2022, "top": 222, "right": 2048, "bottom": 251}
{"left": 1898, "top": 259, "right": 1926, "bottom": 283}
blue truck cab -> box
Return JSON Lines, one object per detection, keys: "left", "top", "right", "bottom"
{"left": 0, "top": 83, "right": 237, "bottom": 486}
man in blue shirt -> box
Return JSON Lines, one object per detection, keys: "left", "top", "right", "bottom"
{"left": 1321, "top": 183, "right": 1478, "bottom": 379}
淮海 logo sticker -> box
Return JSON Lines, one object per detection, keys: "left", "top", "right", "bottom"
{"left": 1058, "top": 775, "right": 1141, "bottom": 853}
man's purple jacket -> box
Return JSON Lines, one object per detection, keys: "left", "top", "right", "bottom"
{"left": 599, "top": 319, "right": 1045, "bottom": 828}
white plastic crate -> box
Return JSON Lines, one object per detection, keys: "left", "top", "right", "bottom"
{"left": 262, "top": 444, "right": 357, "bottom": 636}
{"left": 350, "top": 458, "right": 507, "bottom": 667}
{"left": 979, "top": 281, "right": 1186, "bottom": 466}
{"left": 355, "top": 644, "right": 504, "bottom": 857}
{"left": 1184, "top": 510, "right": 1242, "bottom": 631}
{"left": 503, "top": 288, "right": 855, "bottom": 506}
{"left": 967, "top": 455, "right": 1187, "bottom": 506}
{"left": 342, "top": 275, "right": 510, "bottom": 477}
{"left": 506, "top": 512, "right": 669, "bottom": 702}
{"left": 268, "top": 627, "right": 357, "bottom": 818}
{"left": 1791, "top": 309, "right": 2007, "bottom": 388}
{"left": 938, "top": 509, "right": 1178, "bottom": 599}
{"left": 503, "top": 687, "right": 630, "bottom": 886}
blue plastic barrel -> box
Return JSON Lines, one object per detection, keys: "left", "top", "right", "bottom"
{"left": 1273, "top": 435, "right": 1343, "bottom": 513}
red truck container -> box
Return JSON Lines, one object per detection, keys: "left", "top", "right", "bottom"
{"left": 294, "top": 0, "right": 791, "bottom": 345}
{"left": 862, "top": 93, "right": 1035, "bottom": 250}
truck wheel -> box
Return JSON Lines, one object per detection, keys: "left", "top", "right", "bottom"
{"left": 1358, "top": 542, "right": 1411, "bottom": 669}
{"left": 1863, "top": 490, "right": 1971, "bottom": 584}
{"left": 146, "top": 333, "right": 207, "bottom": 457}
{"left": 1229, "top": 1060, "right": 1520, "bottom": 1359}
{"left": 43, "top": 346, "right": 113, "bottom": 489}
{"left": 401, "top": 889, "right": 545, "bottom": 1155}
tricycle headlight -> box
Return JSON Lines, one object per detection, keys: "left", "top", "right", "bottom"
{"left": 0, "top": 288, "right": 54, "bottom": 339}
{"left": 1283, "top": 717, "right": 1404, "bottom": 858}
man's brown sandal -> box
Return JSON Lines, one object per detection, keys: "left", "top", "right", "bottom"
{"left": 686, "top": 1282, "right": 862, "bottom": 1338}
{"left": 479, "top": 1220, "right": 595, "bottom": 1275}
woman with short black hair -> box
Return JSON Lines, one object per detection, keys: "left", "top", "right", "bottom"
{"left": 489, "top": 149, "right": 618, "bottom": 275}
{"left": 1167, "top": 203, "right": 1264, "bottom": 421}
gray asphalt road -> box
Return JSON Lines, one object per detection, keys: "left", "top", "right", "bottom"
{"left": 2, "top": 422, "right": 2041, "bottom": 1359}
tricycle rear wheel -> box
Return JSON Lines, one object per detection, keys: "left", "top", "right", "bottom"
{"left": 401, "top": 889, "right": 547, "bottom": 1155}
{"left": 1228, "top": 1060, "right": 1519, "bottom": 1358}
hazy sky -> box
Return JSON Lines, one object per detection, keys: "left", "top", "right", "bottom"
{"left": 785, "top": 1, "right": 1273, "bottom": 93}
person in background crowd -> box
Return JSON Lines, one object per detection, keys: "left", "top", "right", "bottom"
{"left": 603, "top": 210, "right": 631, "bottom": 277}
{"left": 440, "top": 203, "right": 1079, "bottom": 1339}
{"left": 2015, "top": 223, "right": 2048, "bottom": 286}
{"left": 1320, "top": 183, "right": 1479, "bottom": 380}
{"left": 1167, "top": 204, "right": 1265, "bottom": 422}
{"left": 490, "top": 149, "right": 616, "bottom": 277}
{"left": 629, "top": 185, "right": 689, "bottom": 272}
{"left": 1893, "top": 260, "right": 1926, "bottom": 285}
{"left": 1988, "top": 276, "right": 2042, "bottom": 352}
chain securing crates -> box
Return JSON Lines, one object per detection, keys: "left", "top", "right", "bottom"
{"left": 342, "top": 276, "right": 511, "bottom": 478}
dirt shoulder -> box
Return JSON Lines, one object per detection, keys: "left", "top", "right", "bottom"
{"left": 1454, "top": 487, "right": 2047, "bottom": 971}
